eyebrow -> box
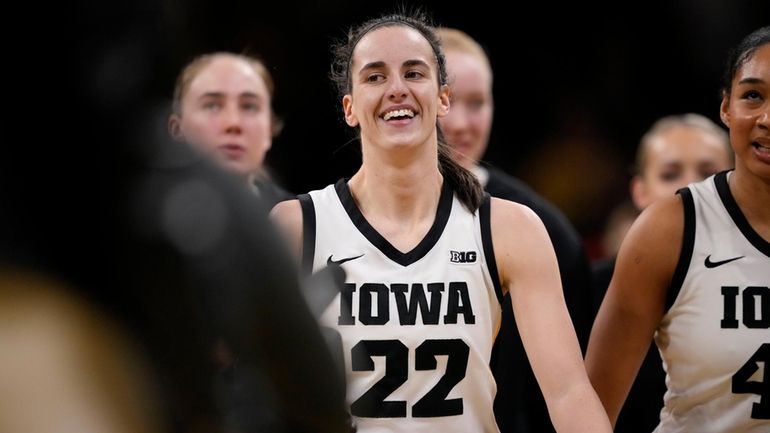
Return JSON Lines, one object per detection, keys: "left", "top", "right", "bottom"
{"left": 403, "top": 59, "right": 430, "bottom": 69}
{"left": 358, "top": 59, "right": 431, "bottom": 73}
{"left": 736, "top": 77, "right": 765, "bottom": 85}
{"left": 197, "top": 91, "right": 262, "bottom": 99}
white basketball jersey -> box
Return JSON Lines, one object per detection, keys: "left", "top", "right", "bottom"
{"left": 654, "top": 171, "right": 770, "bottom": 433}
{"left": 300, "top": 179, "right": 503, "bottom": 433}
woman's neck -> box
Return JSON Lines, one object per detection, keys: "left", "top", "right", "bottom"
{"left": 348, "top": 163, "right": 443, "bottom": 224}
{"left": 729, "top": 166, "right": 770, "bottom": 239}
{"left": 348, "top": 167, "right": 443, "bottom": 253}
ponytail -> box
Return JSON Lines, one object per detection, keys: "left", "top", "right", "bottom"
{"left": 437, "top": 128, "right": 484, "bottom": 212}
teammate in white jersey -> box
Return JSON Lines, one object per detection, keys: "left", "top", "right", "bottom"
{"left": 586, "top": 25, "right": 770, "bottom": 432}
{"left": 271, "top": 11, "right": 611, "bottom": 433}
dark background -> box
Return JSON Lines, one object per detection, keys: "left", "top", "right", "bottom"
{"left": 56, "top": 0, "right": 770, "bottom": 256}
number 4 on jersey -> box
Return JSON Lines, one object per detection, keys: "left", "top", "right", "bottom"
{"left": 732, "top": 343, "right": 770, "bottom": 419}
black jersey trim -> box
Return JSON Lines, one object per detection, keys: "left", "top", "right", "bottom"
{"left": 479, "top": 194, "right": 504, "bottom": 305}
{"left": 666, "top": 187, "right": 696, "bottom": 311}
{"left": 298, "top": 193, "right": 316, "bottom": 276}
{"left": 715, "top": 170, "right": 770, "bottom": 257}
{"left": 334, "top": 178, "right": 453, "bottom": 267}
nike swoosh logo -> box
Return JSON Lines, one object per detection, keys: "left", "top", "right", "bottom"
{"left": 327, "top": 253, "right": 364, "bottom": 266}
{"left": 704, "top": 254, "right": 745, "bottom": 268}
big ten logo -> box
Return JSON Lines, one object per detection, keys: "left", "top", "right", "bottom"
{"left": 450, "top": 250, "right": 477, "bottom": 264}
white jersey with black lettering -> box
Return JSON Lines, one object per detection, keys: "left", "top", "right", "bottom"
{"left": 654, "top": 171, "right": 770, "bottom": 433}
{"left": 300, "top": 179, "right": 504, "bottom": 433}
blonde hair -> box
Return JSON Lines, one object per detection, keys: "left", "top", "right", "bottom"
{"left": 171, "top": 52, "right": 283, "bottom": 135}
{"left": 635, "top": 113, "right": 732, "bottom": 176}
{"left": 436, "top": 27, "right": 493, "bottom": 83}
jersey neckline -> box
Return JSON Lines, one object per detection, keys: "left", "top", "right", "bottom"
{"left": 714, "top": 170, "right": 770, "bottom": 258}
{"left": 334, "top": 178, "right": 453, "bottom": 267}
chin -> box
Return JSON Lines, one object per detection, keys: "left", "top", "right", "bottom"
{"left": 214, "top": 160, "right": 246, "bottom": 178}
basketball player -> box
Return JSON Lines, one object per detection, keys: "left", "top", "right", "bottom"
{"left": 586, "top": 25, "right": 770, "bottom": 432}
{"left": 590, "top": 113, "right": 733, "bottom": 433}
{"left": 271, "top": 11, "right": 612, "bottom": 433}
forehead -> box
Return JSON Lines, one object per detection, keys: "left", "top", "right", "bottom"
{"left": 445, "top": 52, "right": 491, "bottom": 89}
{"left": 735, "top": 43, "right": 770, "bottom": 81}
{"left": 352, "top": 25, "right": 436, "bottom": 69}
{"left": 646, "top": 126, "right": 728, "bottom": 162}
{"left": 187, "top": 56, "right": 268, "bottom": 97}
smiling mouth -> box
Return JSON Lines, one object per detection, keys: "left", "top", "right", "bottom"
{"left": 383, "top": 108, "right": 416, "bottom": 121}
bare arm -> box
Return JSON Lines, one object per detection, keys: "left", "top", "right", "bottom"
{"left": 491, "top": 197, "right": 612, "bottom": 433}
{"left": 584, "top": 195, "right": 684, "bottom": 426}
{"left": 269, "top": 199, "right": 303, "bottom": 263}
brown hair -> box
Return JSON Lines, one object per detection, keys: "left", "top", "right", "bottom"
{"left": 329, "top": 12, "right": 484, "bottom": 211}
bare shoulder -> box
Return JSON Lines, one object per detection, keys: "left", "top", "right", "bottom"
{"left": 611, "top": 194, "right": 686, "bottom": 314}
{"left": 489, "top": 197, "right": 554, "bottom": 293}
{"left": 618, "top": 194, "right": 684, "bottom": 278}
{"left": 270, "top": 199, "right": 302, "bottom": 225}
{"left": 269, "top": 199, "right": 303, "bottom": 260}
{"left": 489, "top": 196, "right": 545, "bottom": 232}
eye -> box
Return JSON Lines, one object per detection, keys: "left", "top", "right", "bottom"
{"left": 405, "top": 70, "right": 424, "bottom": 79}
{"left": 699, "top": 168, "right": 718, "bottom": 179}
{"left": 241, "top": 102, "right": 262, "bottom": 112}
{"left": 366, "top": 73, "right": 385, "bottom": 83}
{"left": 202, "top": 101, "right": 221, "bottom": 111}
{"left": 467, "top": 99, "right": 485, "bottom": 112}
{"left": 741, "top": 89, "right": 764, "bottom": 101}
{"left": 659, "top": 170, "right": 681, "bottom": 182}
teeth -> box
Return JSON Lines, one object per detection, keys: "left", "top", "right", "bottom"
{"left": 383, "top": 109, "right": 415, "bottom": 120}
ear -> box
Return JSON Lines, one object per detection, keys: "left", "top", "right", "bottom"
{"left": 342, "top": 95, "right": 358, "bottom": 127}
{"left": 168, "top": 114, "right": 183, "bottom": 140}
{"left": 437, "top": 84, "right": 450, "bottom": 118}
{"left": 630, "top": 176, "right": 648, "bottom": 210}
{"left": 719, "top": 93, "right": 730, "bottom": 128}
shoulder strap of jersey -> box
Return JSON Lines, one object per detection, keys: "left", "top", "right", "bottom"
{"left": 298, "top": 193, "right": 316, "bottom": 276}
{"left": 479, "top": 193, "right": 504, "bottom": 305}
{"left": 666, "top": 187, "right": 696, "bottom": 312}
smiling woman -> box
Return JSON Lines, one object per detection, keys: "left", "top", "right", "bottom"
{"left": 270, "top": 10, "right": 612, "bottom": 433}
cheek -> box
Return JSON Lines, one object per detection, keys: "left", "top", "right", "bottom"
{"left": 467, "top": 111, "right": 492, "bottom": 139}
{"left": 648, "top": 181, "right": 679, "bottom": 201}
{"left": 246, "top": 117, "right": 273, "bottom": 146}
{"left": 439, "top": 110, "right": 461, "bottom": 129}
{"left": 475, "top": 111, "right": 493, "bottom": 134}
{"left": 182, "top": 112, "right": 216, "bottom": 132}
{"left": 181, "top": 118, "right": 220, "bottom": 149}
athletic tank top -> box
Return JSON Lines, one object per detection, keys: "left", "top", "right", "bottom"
{"left": 654, "top": 171, "right": 770, "bottom": 432}
{"left": 300, "top": 179, "right": 503, "bottom": 432}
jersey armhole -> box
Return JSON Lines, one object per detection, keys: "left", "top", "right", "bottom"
{"left": 479, "top": 194, "right": 504, "bottom": 305}
{"left": 665, "top": 187, "right": 696, "bottom": 312}
{"left": 298, "top": 193, "right": 316, "bottom": 277}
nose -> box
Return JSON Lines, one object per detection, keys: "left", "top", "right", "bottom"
{"left": 387, "top": 76, "right": 408, "bottom": 101}
{"left": 223, "top": 104, "right": 242, "bottom": 134}
{"left": 682, "top": 169, "right": 701, "bottom": 186}
{"left": 758, "top": 108, "right": 770, "bottom": 129}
